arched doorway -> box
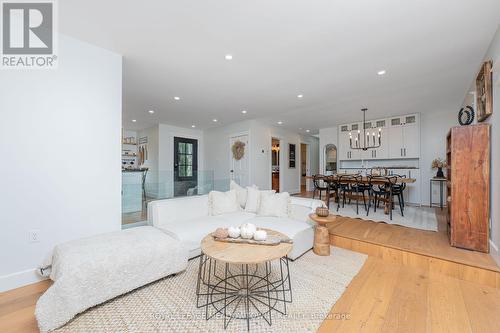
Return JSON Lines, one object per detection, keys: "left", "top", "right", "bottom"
{"left": 324, "top": 144, "right": 337, "bottom": 175}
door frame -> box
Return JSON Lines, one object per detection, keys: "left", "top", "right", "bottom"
{"left": 299, "top": 142, "right": 312, "bottom": 192}
{"left": 269, "top": 136, "right": 284, "bottom": 192}
{"left": 229, "top": 131, "right": 250, "bottom": 186}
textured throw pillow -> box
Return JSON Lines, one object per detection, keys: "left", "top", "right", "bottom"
{"left": 257, "top": 192, "right": 290, "bottom": 218}
{"left": 229, "top": 180, "right": 247, "bottom": 208}
{"left": 208, "top": 190, "right": 240, "bottom": 216}
{"left": 245, "top": 187, "right": 267, "bottom": 213}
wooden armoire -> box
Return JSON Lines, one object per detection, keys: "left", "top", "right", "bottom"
{"left": 446, "top": 124, "right": 490, "bottom": 252}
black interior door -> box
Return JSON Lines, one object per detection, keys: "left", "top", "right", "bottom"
{"left": 174, "top": 137, "right": 198, "bottom": 196}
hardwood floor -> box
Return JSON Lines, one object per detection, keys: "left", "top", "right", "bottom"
{"left": 296, "top": 191, "right": 499, "bottom": 273}
{"left": 318, "top": 256, "right": 500, "bottom": 333}
{"left": 2, "top": 197, "right": 500, "bottom": 332}
{"left": 3, "top": 256, "right": 499, "bottom": 333}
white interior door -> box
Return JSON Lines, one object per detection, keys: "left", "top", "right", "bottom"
{"left": 229, "top": 134, "right": 249, "bottom": 186}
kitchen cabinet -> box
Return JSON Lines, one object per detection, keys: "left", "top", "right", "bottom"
{"left": 339, "top": 114, "right": 418, "bottom": 161}
{"left": 339, "top": 123, "right": 361, "bottom": 160}
{"left": 388, "top": 114, "right": 420, "bottom": 159}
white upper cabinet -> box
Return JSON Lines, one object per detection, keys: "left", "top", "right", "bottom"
{"left": 388, "top": 114, "right": 420, "bottom": 159}
{"left": 339, "top": 123, "right": 362, "bottom": 160}
{"left": 339, "top": 113, "right": 419, "bottom": 161}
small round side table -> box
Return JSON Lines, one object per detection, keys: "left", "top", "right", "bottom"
{"left": 309, "top": 213, "right": 337, "bottom": 256}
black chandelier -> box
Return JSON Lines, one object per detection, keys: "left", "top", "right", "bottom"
{"left": 349, "top": 108, "right": 382, "bottom": 151}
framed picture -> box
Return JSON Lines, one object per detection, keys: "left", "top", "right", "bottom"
{"left": 476, "top": 60, "right": 493, "bottom": 122}
{"left": 288, "top": 144, "right": 296, "bottom": 168}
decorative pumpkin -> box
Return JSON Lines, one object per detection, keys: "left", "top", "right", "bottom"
{"left": 240, "top": 223, "right": 256, "bottom": 239}
{"left": 316, "top": 206, "right": 329, "bottom": 217}
{"left": 228, "top": 226, "right": 241, "bottom": 238}
{"left": 253, "top": 229, "right": 267, "bottom": 241}
{"left": 214, "top": 228, "right": 228, "bottom": 239}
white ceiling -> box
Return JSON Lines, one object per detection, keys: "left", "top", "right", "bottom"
{"left": 59, "top": 0, "right": 500, "bottom": 134}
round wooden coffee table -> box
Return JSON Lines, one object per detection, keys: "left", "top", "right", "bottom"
{"left": 196, "top": 229, "right": 293, "bottom": 331}
{"left": 309, "top": 213, "right": 337, "bottom": 256}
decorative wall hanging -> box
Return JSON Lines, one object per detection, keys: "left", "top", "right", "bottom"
{"left": 288, "top": 144, "right": 296, "bottom": 168}
{"left": 458, "top": 105, "right": 475, "bottom": 125}
{"left": 231, "top": 140, "right": 245, "bottom": 160}
{"left": 476, "top": 60, "right": 493, "bottom": 122}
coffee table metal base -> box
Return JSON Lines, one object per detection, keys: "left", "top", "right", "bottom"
{"left": 196, "top": 254, "right": 292, "bottom": 331}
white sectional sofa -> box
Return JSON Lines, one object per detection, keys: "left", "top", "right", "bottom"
{"left": 148, "top": 194, "right": 325, "bottom": 260}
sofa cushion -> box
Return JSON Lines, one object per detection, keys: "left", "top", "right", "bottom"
{"left": 258, "top": 192, "right": 290, "bottom": 218}
{"left": 248, "top": 216, "right": 314, "bottom": 238}
{"left": 208, "top": 190, "right": 240, "bottom": 216}
{"left": 161, "top": 213, "right": 256, "bottom": 252}
{"left": 245, "top": 187, "right": 275, "bottom": 213}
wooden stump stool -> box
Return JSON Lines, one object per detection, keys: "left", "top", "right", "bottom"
{"left": 313, "top": 225, "right": 330, "bottom": 256}
{"left": 309, "top": 213, "right": 337, "bottom": 256}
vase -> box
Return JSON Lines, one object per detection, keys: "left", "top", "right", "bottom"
{"left": 436, "top": 167, "right": 444, "bottom": 178}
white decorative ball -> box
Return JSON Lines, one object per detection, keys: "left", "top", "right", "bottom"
{"left": 228, "top": 226, "right": 241, "bottom": 238}
{"left": 240, "top": 223, "right": 256, "bottom": 239}
{"left": 253, "top": 230, "right": 267, "bottom": 241}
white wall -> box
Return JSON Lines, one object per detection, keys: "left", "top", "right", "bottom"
{"left": 158, "top": 123, "right": 204, "bottom": 197}
{"left": 204, "top": 120, "right": 252, "bottom": 189}
{"left": 135, "top": 123, "right": 204, "bottom": 198}
{"left": 203, "top": 120, "right": 319, "bottom": 194}
{"left": 420, "top": 111, "right": 458, "bottom": 205}
{"left": 319, "top": 127, "right": 339, "bottom": 174}
{"left": 0, "top": 35, "right": 122, "bottom": 291}
{"left": 137, "top": 125, "right": 159, "bottom": 197}
{"left": 464, "top": 26, "right": 500, "bottom": 265}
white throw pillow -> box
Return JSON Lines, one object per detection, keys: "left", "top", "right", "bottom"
{"left": 208, "top": 190, "right": 240, "bottom": 216}
{"left": 257, "top": 192, "right": 290, "bottom": 218}
{"left": 229, "top": 180, "right": 258, "bottom": 208}
{"left": 245, "top": 187, "right": 263, "bottom": 213}
{"left": 229, "top": 180, "right": 246, "bottom": 208}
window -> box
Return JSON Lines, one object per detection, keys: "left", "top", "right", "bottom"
{"left": 178, "top": 142, "right": 193, "bottom": 177}
{"left": 341, "top": 125, "right": 348, "bottom": 132}
{"left": 391, "top": 118, "right": 401, "bottom": 126}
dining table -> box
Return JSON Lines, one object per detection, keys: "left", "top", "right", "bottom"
{"left": 307, "top": 174, "right": 416, "bottom": 215}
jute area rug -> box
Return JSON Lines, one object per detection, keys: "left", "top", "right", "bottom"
{"left": 55, "top": 246, "right": 367, "bottom": 333}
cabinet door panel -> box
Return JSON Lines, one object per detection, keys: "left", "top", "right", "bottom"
{"left": 403, "top": 124, "right": 420, "bottom": 158}
{"left": 338, "top": 131, "right": 350, "bottom": 160}
{"left": 388, "top": 126, "right": 404, "bottom": 158}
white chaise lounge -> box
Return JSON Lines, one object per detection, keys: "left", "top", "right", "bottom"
{"left": 35, "top": 226, "right": 188, "bottom": 333}
{"left": 148, "top": 194, "right": 325, "bottom": 260}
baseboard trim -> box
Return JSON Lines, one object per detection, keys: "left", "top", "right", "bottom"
{"left": 0, "top": 268, "right": 48, "bottom": 292}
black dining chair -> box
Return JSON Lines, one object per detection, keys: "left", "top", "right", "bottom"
{"left": 312, "top": 175, "right": 329, "bottom": 201}
{"left": 339, "top": 174, "right": 367, "bottom": 214}
{"left": 369, "top": 175, "right": 403, "bottom": 220}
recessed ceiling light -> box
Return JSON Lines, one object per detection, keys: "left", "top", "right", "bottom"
{"left": 132, "top": 119, "right": 137, "bottom": 122}
{"left": 377, "top": 70, "right": 386, "bottom": 75}
{"left": 148, "top": 110, "right": 155, "bottom": 114}
{"left": 212, "top": 119, "right": 218, "bottom": 122}
{"left": 191, "top": 125, "right": 196, "bottom": 128}
{"left": 174, "top": 96, "right": 180, "bottom": 101}
{"left": 297, "top": 94, "right": 303, "bottom": 98}
{"left": 225, "top": 54, "right": 233, "bottom": 60}
{"left": 277, "top": 121, "right": 283, "bottom": 125}
{"left": 306, "top": 129, "right": 310, "bottom": 133}
{"left": 241, "top": 110, "right": 247, "bottom": 114}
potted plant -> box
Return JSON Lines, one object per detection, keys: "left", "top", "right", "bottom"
{"left": 431, "top": 158, "right": 447, "bottom": 178}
